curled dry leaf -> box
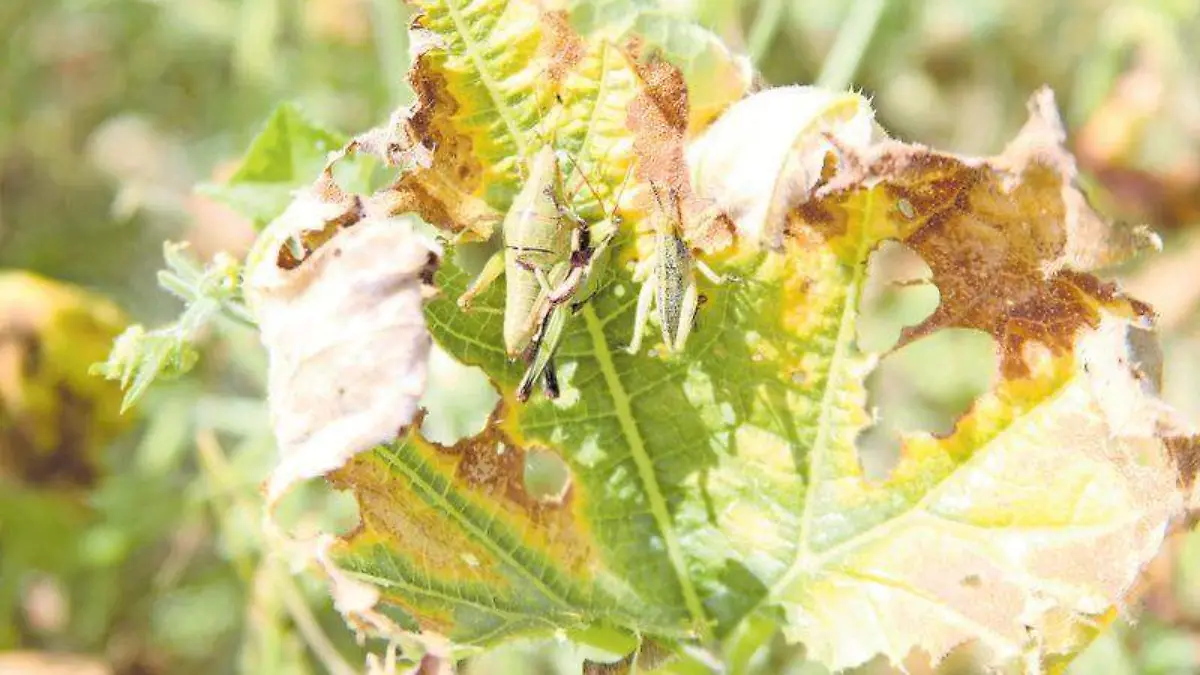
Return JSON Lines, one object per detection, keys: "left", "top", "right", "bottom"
{"left": 245, "top": 197, "right": 439, "bottom": 505}
{"left": 686, "top": 86, "right": 881, "bottom": 252}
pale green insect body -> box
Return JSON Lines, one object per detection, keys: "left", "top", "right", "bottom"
{"left": 501, "top": 146, "right": 576, "bottom": 359}
{"left": 653, "top": 225, "right": 692, "bottom": 349}
{"left": 458, "top": 144, "right": 618, "bottom": 400}
{"left": 627, "top": 186, "right": 721, "bottom": 355}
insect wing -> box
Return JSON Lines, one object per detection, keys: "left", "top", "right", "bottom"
{"left": 654, "top": 228, "right": 692, "bottom": 350}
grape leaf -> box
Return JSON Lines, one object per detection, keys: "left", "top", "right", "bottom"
{"left": 221, "top": 0, "right": 1200, "bottom": 671}
{"left": 198, "top": 103, "right": 347, "bottom": 229}
{"left": 335, "top": 93, "right": 1195, "bottom": 669}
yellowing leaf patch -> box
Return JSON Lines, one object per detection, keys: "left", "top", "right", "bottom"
{"left": 129, "top": 1, "right": 1200, "bottom": 671}
{"left": 703, "top": 86, "right": 1197, "bottom": 670}
{"left": 1, "top": 273, "right": 130, "bottom": 490}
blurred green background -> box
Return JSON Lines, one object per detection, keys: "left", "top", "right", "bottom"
{"left": 2, "top": 0, "right": 1199, "bottom": 673}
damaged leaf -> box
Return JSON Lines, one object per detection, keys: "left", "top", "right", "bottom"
{"left": 243, "top": 196, "right": 440, "bottom": 504}
{"left": 319, "top": 80, "right": 1196, "bottom": 671}
{"left": 106, "top": 0, "right": 1200, "bottom": 671}
{"left": 336, "top": 0, "right": 746, "bottom": 243}
{"left": 712, "top": 86, "right": 1195, "bottom": 670}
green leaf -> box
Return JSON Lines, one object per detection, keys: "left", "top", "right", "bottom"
{"left": 320, "top": 88, "right": 1197, "bottom": 672}
{"left": 224, "top": 2, "right": 1197, "bottom": 672}
{"left": 198, "top": 103, "right": 346, "bottom": 228}
{"left": 91, "top": 243, "right": 250, "bottom": 412}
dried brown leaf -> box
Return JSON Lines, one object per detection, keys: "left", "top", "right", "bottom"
{"left": 245, "top": 207, "right": 439, "bottom": 504}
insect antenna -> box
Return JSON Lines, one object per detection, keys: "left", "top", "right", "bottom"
{"left": 606, "top": 163, "right": 636, "bottom": 226}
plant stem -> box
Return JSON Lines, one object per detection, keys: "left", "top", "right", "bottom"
{"left": 816, "top": 0, "right": 888, "bottom": 91}
{"left": 372, "top": 0, "right": 409, "bottom": 108}
{"left": 271, "top": 561, "right": 359, "bottom": 675}
{"left": 747, "top": 0, "right": 785, "bottom": 64}
{"left": 195, "top": 431, "right": 358, "bottom": 675}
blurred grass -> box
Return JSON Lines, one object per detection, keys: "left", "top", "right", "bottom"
{"left": 1, "top": 0, "right": 1199, "bottom": 673}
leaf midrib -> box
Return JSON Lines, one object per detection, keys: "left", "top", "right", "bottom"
{"left": 796, "top": 191, "right": 878, "bottom": 557}
{"left": 580, "top": 304, "right": 713, "bottom": 643}
{"left": 745, "top": 192, "right": 878, "bottom": 622}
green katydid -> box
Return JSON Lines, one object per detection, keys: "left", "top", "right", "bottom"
{"left": 458, "top": 144, "right": 627, "bottom": 401}
{"left": 626, "top": 184, "right": 723, "bottom": 355}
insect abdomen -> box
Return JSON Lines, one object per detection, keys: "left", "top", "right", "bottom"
{"left": 655, "top": 231, "right": 691, "bottom": 346}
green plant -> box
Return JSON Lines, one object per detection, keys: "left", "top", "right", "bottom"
{"left": 96, "top": 1, "right": 1200, "bottom": 672}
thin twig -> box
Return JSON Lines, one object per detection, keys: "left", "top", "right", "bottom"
{"left": 195, "top": 430, "right": 358, "bottom": 675}
{"left": 746, "top": 0, "right": 785, "bottom": 64}
{"left": 372, "top": 0, "right": 410, "bottom": 108}
{"left": 271, "top": 560, "right": 359, "bottom": 675}
{"left": 816, "top": 0, "right": 889, "bottom": 91}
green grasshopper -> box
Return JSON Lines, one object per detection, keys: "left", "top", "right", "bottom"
{"left": 626, "top": 184, "right": 723, "bottom": 355}
{"left": 459, "top": 144, "right": 625, "bottom": 401}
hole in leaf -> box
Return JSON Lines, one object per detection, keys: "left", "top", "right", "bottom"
{"left": 272, "top": 478, "right": 361, "bottom": 539}
{"left": 418, "top": 345, "right": 500, "bottom": 445}
{"left": 856, "top": 241, "right": 939, "bottom": 353}
{"left": 859, "top": 329, "right": 997, "bottom": 481}
{"left": 523, "top": 449, "right": 572, "bottom": 505}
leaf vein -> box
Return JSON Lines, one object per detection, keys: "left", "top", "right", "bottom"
{"left": 580, "top": 304, "right": 713, "bottom": 642}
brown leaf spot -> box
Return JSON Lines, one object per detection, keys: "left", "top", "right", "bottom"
{"left": 540, "top": 11, "right": 584, "bottom": 84}
{"left": 626, "top": 48, "right": 690, "bottom": 190}
{"left": 804, "top": 137, "right": 1147, "bottom": 379}
{"left": 624, "top": 46, "right": 732, "bottom": 252}
{"left": 329, "top": 56, "right": 499, "bottom": 238}
{"left": 1166, "top": 435, "right": 1200, "bottom": 493}
{"left": 276, "top": 194, "right": 364, "bottom": 270}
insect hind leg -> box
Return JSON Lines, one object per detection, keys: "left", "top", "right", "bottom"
{"left": 458, "top": 250, "right": 506, "bottom": 309}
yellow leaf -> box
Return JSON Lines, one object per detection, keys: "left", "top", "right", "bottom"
{"left": 0, "top": 273, "right": 130, "bottom": 490}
